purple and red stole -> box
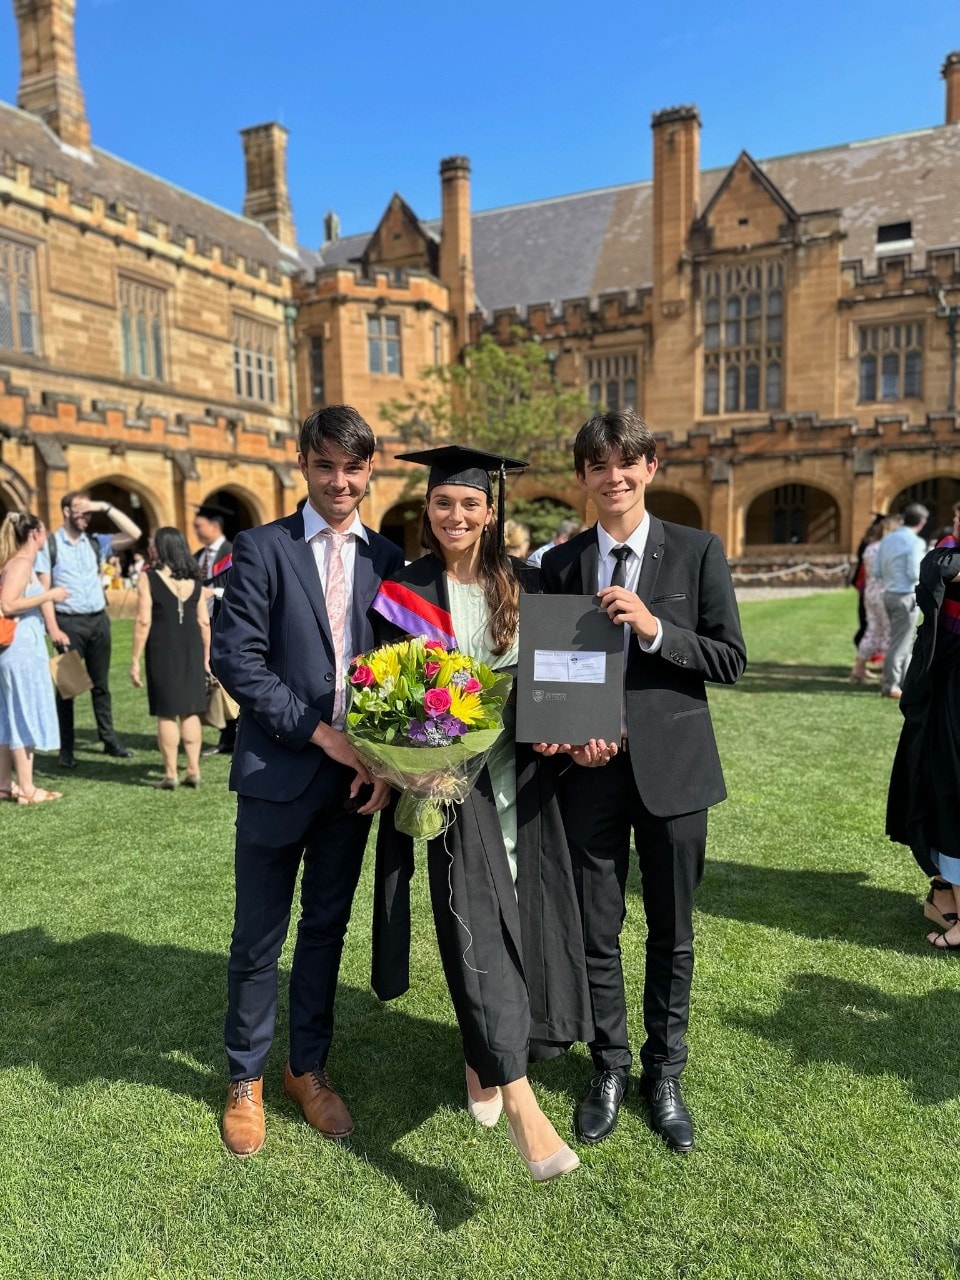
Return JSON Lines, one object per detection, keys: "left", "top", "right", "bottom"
{"left": 371, "top": 576, "right": 457, "bottom": 648}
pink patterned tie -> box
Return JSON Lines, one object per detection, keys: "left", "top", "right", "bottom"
{"left": 321, "top": 528, "right": 348, "bottom": 723}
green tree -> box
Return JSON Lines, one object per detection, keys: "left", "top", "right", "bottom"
{"left": 380, "top": 334, "right": 589, "bottom": 545}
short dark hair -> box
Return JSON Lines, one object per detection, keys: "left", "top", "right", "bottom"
{"left": 61, "top": 489, "right": 89, "bottom": 513}
{"left": 298, "top": 405, "right": 375, "bottom": 462}
{"left": 901, "top": 503, "right": 929, "bottom": 529}
{"left": 152, "top": 527, "right": 200, "bottom": 581}
{"left": 573, "top": 409, "right": 657, "bottom": 475}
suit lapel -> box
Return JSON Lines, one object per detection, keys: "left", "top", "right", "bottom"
{"left": 636, "top": 514, "right": 665, "bottom": 603}
{"left": 578, "top": 528, "right": 600, "bottom": 594}
{"left": 275, "top": 514, "right": 333, "bottom": 647}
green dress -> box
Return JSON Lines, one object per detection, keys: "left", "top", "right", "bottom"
{"left": 445, "top": 578, "right": 518, "bottom": 880}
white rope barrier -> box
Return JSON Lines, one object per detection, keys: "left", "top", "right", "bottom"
{"left": 730, "top": 560, "right": 852, "bottom": 584}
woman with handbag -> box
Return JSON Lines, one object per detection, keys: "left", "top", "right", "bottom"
{"left": 129, "top": 526, "right": 211, "bottom": 789}
{"left": 0, "top": 512, "right": 71, "bottom": 804}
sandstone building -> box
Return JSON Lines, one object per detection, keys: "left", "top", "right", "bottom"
{"left": 2, "top": 0, "right": 960, "bottom": 569}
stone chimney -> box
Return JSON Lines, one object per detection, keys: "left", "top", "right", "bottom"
{"left": 239, "top": 123, "right": 297, "bottom": 248}
{"left": 438, "top": 156, "right": 475, "bottom": 350}
{"left": 943, "top": 53, "right": 960, "bottom": 124}
{"left": 14, "top": 0, "right": 91, "bottom": 152}
{"left": 651, "top": 105, "right": 701, "bottom": 303}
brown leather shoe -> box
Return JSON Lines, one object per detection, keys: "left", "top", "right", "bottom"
{"left": 282, "top": 1061, "right": 354, "bottom": 1139}
{"left": 221, "top": 1077, "right": 265, "bottom": 1157}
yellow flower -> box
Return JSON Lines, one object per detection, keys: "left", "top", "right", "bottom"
{"left": 369, "top": 644, "right": 401, "bottom": 686}
{"left": 448, "top": 685, "right": 484, "bottom": 726}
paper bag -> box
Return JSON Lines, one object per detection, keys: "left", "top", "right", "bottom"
{"left": 50, "top": 649, "right": 94, "bottom": 699}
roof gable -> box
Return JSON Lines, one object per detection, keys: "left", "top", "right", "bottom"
{"left": 698, "top": 151, "right": 799, "bottom": 251}
{"left": 362, "top": 193, "right": 438, "bottom": 274}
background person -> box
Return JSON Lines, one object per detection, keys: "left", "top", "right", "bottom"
{"left": 538, "top": 408, "right": 746, "bottom": 1154}
{"left": 36, "top": 490, "right": 141, "bottom": 767}
{"left": 0, "top": 512, "right": 70, "bottom": 804}
{"left": 194, "top": 502, "right": 236, "bottom": 757}
{"left": 888, "top": 504, "right": 960, "bottom": 949}
{"left": 527, "top": 515, "right": 581, "bottom": 567}
{"left": 212, "top": 405, "right": 401, "bottom": 1158}
{"left": 875, "top": 503, "right": 929, "bottom": 700}
{"left": 502, "top": 518, "right": 531, "bottom": 560}
{"left": 129, "top": 528, "right": 210, "bottom": 790}
{"left": 850, "top": 517, "right": 894, "bottom": 683}
{"left": 372, "top": 445, "right": 589, "bottom": 1183}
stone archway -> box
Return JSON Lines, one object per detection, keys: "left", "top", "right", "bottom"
{"left": 86, "top": 479, "right": 159, "bottom": 546}
{"left": 0, "top": 463, "right": 33, "bottom": 521}
{"left": 744, "top": 482, "right": 840, "bottom": 547}
{"left": 647, "top": 489, "right": 703, "bottom": 529}
{"left": 198, "top": 488, "right": 257, "bottom": 542}
{"left": 889, "top": 476, "right": 960, "bottom": 541}
{"left": 380, "top": 499, "right": 423, "bottom": 561}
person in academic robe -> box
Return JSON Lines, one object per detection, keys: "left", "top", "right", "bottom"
{"left": 194, "top": 502, "right": 236, "bottom": 755}
{"left": 887, "top": 504, "right": 960, "bottom": 948}
{"left": 371, "top": 445, "right": 591, "bottom": 1182}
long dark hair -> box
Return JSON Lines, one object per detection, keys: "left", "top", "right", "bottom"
{"left": 421, "top": 504, "right": 520, "bottom": 656}
{"left": 0, "top": 511, "right": 42, "bottom": 567}
{"left": 152, "top": 527, "right": 200, "bottom": 581}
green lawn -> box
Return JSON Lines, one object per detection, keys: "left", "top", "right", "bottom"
{"left": 2, "top": 593, "right": 959, "bottom": 1280}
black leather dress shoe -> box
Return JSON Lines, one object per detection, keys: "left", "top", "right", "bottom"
{"left": 639, "top": 1075, "right": 694, "bottom": 1154}
{"left": 103, "top": 742, "right": 134, "bottom": 758}
{"left": 576, "top": 1068, "right": 629, "bottom": 1145}
{"left": 58, "top": 751, "right": 77, "bottom": 769}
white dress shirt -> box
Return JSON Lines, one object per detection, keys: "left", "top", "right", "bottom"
{"left": 301, "top": 502, "right": 369, "bottom": 701}
{"left": 596, "top": 514, "right": 663, "bottom": 737}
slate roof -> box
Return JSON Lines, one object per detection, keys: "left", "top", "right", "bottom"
{"left": 318, "top": 121, "right": 960, "bottom": 317}
{"left": 0, "top": 101, "right": 309, "bottom": 277}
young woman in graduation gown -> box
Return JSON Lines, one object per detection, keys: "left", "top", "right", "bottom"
{"left": 369, "top": 447, "right": 592, "bottom": 1182}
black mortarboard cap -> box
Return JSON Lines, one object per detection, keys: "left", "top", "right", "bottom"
{"left": 395, "top": 446, "right": 529, "bottom": 553}
{"left": 194, "top": 502, "right": 231, "bottom": 523}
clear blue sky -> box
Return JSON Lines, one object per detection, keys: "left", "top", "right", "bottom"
{"left": 0, "top": 0, "right": 956, "bottom": 250}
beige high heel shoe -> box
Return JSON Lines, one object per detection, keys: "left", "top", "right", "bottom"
{"left": 466, "top": 1067, "right": 503, "bottom": 1127}
{"left": 507, "top": 1123, "right": 580, "bottom": 1182}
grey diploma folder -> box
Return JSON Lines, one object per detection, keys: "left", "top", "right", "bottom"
{"left": 515, "top": 594, "right": 624, "bottom": 744}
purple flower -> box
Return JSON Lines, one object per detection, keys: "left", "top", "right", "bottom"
{"left": 407, "top": 720, "right": 428, "bottom": 743}
{"left": 436, "top": 713, "right": 468, "bottom": 737}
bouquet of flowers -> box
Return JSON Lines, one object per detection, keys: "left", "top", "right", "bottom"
{"left": 345, "top": 637, "right": 512, "bottom": 838}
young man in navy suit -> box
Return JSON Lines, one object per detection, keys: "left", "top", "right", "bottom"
{"left": 212, "top": 405, "right": 403, "bottom": 1157}
{"left": 538, "top": 409, "right": 746, "bottom": 1153}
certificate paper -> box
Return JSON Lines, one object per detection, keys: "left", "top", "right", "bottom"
{"left": 533, "top": 650, "right": 607, "bottom": 684}
{"left": 516, "top": 595, "right": 623, "bottom": 744}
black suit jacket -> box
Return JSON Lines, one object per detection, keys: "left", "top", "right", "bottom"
{"left": 211, "top": 513, "right": 403, "bottom": 811}
{"left": 196, "top": 539, "right": 233, "bottom": 621}
{"left": 540, "top": 517, "right": 746, "bottom": 817}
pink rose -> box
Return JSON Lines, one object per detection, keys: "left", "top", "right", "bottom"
{"left": 424, "top": 660, "right": 442, "bottom": 678}
{"left": 350, "top": 665, "right": 376, "bottom": 687}
{"left": 463, "top": 677, "right": 482, "bottom": 695}
{"left": 424, "top": 640, "right": 446, "bottom": 653}
{"left": 424, "top": 687, "right": 452, "bottom": 715}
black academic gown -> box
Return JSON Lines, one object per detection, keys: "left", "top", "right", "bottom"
{"left": 370, "top": 554, "right": 593, "bottom": 1088}
{"left": 887, "top": 543, "right": 960, "bottom": 874}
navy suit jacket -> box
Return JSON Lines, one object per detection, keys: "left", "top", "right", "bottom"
{"left": 541, "top": 517, "right": 746, "bottom": 818}
{"left": 211, "top": 511, "right": 404, "bottom": 807}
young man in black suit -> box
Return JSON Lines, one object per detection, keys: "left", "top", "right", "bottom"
{"left": 538, "top": 408, "right": 746, "bottom": 1153}
{"left": 211, "top": 405, "right": 403, "bottom": 1157}
{"left": 193, "top": 502, "right": 236, "bottom": 755}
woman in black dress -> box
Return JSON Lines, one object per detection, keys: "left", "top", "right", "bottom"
{"left": 130, "top": 527, "right": 210, "bottom": 789}
{"left": 371, "top": 447, "right": 591, "bottom": 1182}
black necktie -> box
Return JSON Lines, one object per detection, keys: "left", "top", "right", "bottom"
{"left": 611, "top": 544, "right": 632, "bottom": 589}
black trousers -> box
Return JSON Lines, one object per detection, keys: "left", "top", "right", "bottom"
{"left": 54, "top": 610, "right": 118, "bottom": 751}
{"left": 560, "top": 752, "right": 707, "bottom": 1080}
{"left": 225, "top": 761, "right": 371, "bottom": 1081}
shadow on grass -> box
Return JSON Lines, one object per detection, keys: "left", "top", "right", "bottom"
{"left": 32, "top": 728, "right": 223, "bottom": 788}
{"left": 0, "top": 927, "right": 477, "bottom": 1229}
{"left": 729, "top": 971, "right": 960, "bottom": 1104}
{"left": 698, "top": 860, "right": 927, "bottom": 955}
{"left": 734, "top": 662, "right": 881, "bottom": 695}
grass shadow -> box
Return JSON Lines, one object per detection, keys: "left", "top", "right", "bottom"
{"left": 698, "top": 860, "right": 927, "bottom": 955}
{"left": 735, "top": 662, "right": 879, "bottom": 695}
{"left": 0, "top": 928, "right": 478, "bottom": 1229}
{"left": 728, "top": 971, "right": 960, "bottom": 1104}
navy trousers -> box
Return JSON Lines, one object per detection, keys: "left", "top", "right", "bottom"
{"left": 225, "top": 760, "right": 371, "bottom": 1080}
